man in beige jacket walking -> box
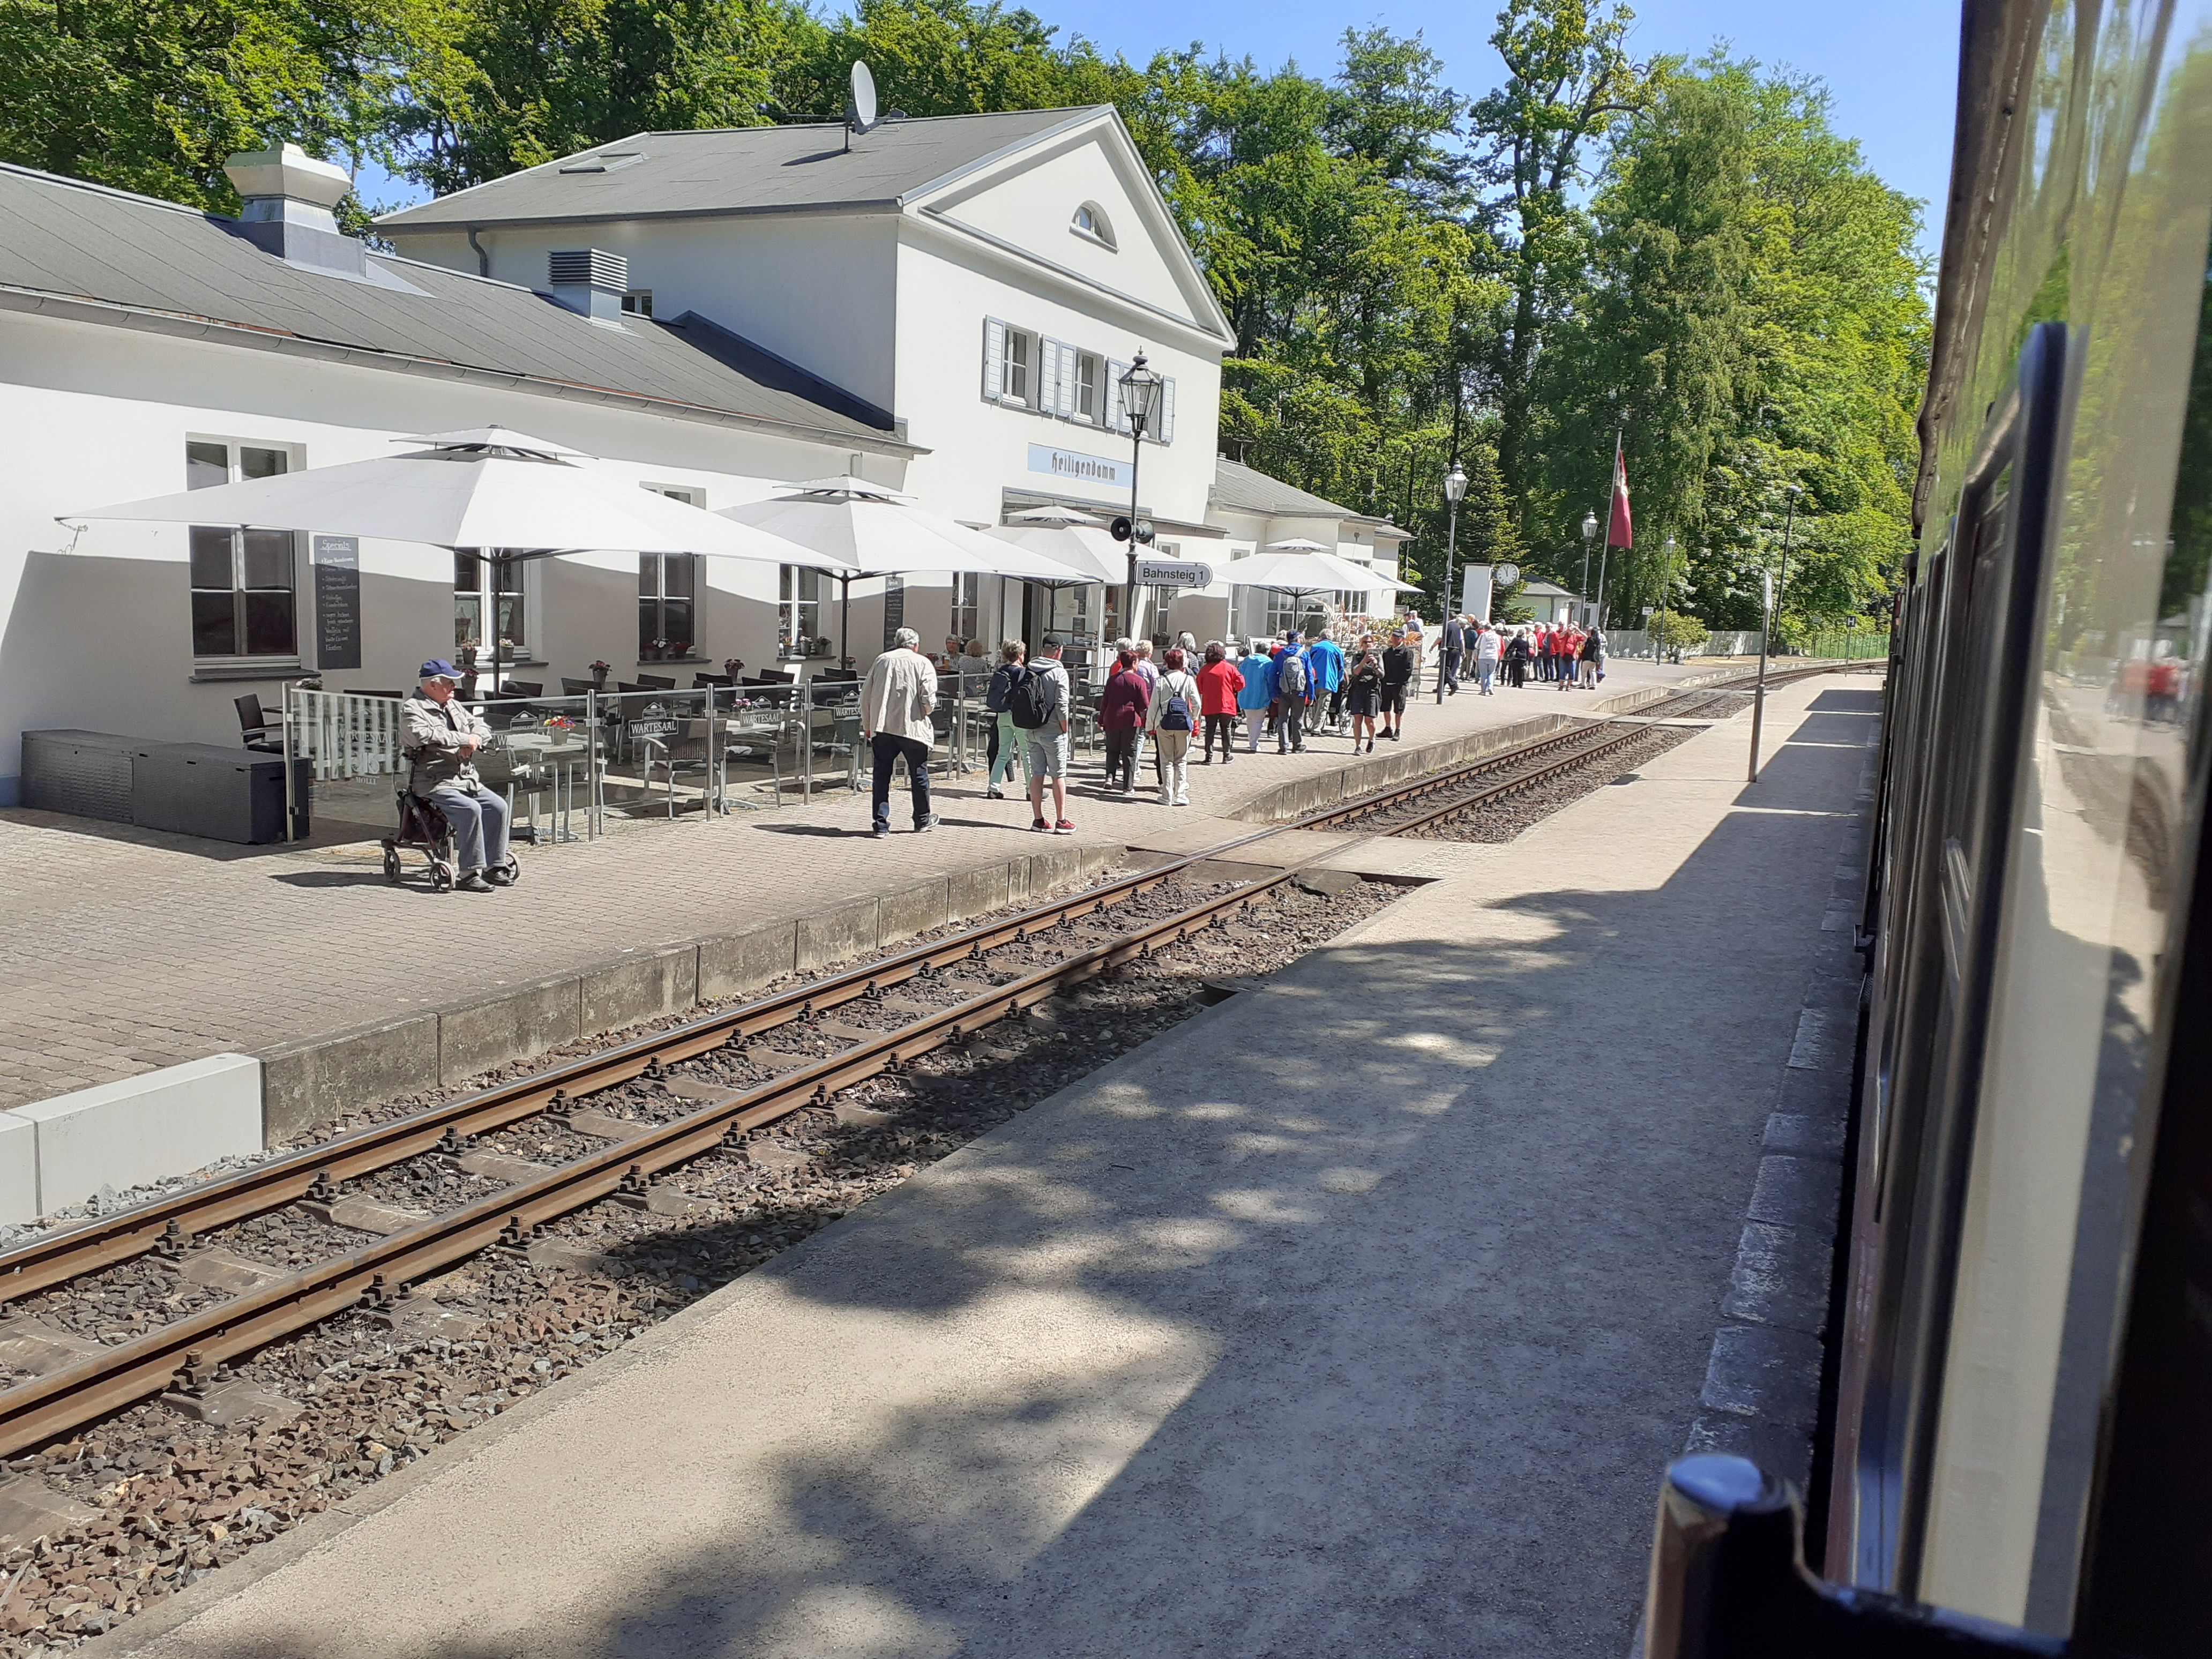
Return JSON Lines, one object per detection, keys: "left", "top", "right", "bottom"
{"left": 861, "top": 627, "right": 939, "bottom": 838}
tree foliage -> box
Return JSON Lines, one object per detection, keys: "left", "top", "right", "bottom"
{"left": 0, "top": 0, "right": 1929, "bottom": 630}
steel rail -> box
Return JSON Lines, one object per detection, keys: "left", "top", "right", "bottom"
{"left": 0, "top": 868, "right": 1295, "bottom": 1457}
{"left": 1359, "top": 721, "right": 1656, "bottom": 839}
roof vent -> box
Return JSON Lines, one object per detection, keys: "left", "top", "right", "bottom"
{"left": 220, "top": 144, "right": 365, "bottom": 277}
{"left": 545, "top": 249, "right": 629, "bottom": 323}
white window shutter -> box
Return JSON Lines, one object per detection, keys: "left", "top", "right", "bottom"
{"left": 1053, "top": 341, "right": 1077, "bottom": 418}
{"left": 1158, "top": 377, "right": 1177, "bottom": 445}
{"left": 1107, "top": 358, "right": 1130, "bottom": 432}
{"left": 1040, "top": 339, "right": 1063, "bottom": 417}
{"left": 982, "top": 318, "right": 1006, "bottom": 401}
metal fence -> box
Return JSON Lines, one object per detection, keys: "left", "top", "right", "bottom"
{"left": 278, "top": 672, "right": 1034, "bottom": 843}
{"left": 1802, "top": 630, "right": 1891, "bottom": 661}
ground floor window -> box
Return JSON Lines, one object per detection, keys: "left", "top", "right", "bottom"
{"left": 454, "top": 550, "right": 526, "bottom": 658}
{"left": 638, "top": 553, "right": 700, "bottom": 660}
{"left": 951, "top": 573, "right": 981, "bottom": 647}
{"left": 187, "top": 439, "right": 298, "bottom": 661}
{"left": 781, "top": 564, "right": 822, "bottom": 657}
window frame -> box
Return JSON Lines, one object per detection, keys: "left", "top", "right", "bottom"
{"left": 951, "top": 572, "right": 981, "bottom": 646}
{"left": 1072, "top": 202, "right": 1117, "bottom": 251}
{"left": 453, "top": 549, "right": 531, "bottom": 663}
{"left": 185, "top": 437, "right": 302, "bottom": 669}
{"left": 779, "top": 564, "right": 823, "bottom": 659}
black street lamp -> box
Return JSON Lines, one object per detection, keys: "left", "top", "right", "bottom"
{"left": 1437, "top": 460, "right": 1467, "bottom": 705}
{"left": 1583, "top": 510, "right": 1603, "bottom": 628}
{"left": 1773, "top": 483, "right": 1803, "bottom": 652}
{"left": 1116, "top": 352, "right": 1165, "bottom": 641}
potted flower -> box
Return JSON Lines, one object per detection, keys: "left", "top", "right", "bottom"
{"left": 589, "top": 659, "right": 611, "bottom": 691}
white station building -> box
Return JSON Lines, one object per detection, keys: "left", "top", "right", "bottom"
{"left": 0, "top": 104, "right": 1410, "bottom": 805}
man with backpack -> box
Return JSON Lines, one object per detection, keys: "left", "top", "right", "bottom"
{"left": 1013, "top": 633, "right": 1074, "bottom": 834}
{"left": 1273, "top": 633, "right": 1309, "bottom": 754}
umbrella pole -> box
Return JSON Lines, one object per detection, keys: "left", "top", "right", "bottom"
{"left": 841, "top": 574, "right": 853, "bottom": 671}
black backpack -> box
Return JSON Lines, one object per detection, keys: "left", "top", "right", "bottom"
{"left": 1007, "top": 664, "right": 1061, "bottom": 729}
{"left": 1158, "top": 673, "right": 1194, "bottom": 733}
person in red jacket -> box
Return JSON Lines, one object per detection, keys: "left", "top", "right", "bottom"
{"left": 1097, "top": 649, "right": 1150, "bottom": 795}
{"left": 1195, "top": 640, "right": 1246, "bottom": 764}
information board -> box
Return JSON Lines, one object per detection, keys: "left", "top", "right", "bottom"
{"left": 881, "top": 574, "right": 906, "bottom": 649}
{"left": 312, "top": 535, "right": 362, "bottom": 671}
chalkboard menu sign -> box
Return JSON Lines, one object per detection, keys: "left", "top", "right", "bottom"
{"left": 312, "top": 535, "right": 362, "bottom": 671}
{"left": 881, "top": 574, "right": 906, "bottom": 649}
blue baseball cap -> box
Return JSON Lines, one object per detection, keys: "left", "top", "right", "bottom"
{"left": 419, "top": 658, "right": 464, "bottom": 681}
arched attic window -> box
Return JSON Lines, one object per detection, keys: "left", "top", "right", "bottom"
{"left": 1072, "top": 201, "right": 1117, "bottom": 250}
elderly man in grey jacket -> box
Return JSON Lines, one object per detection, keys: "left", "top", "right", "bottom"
{"left": 860, "top": 627, "right": 940, "bottom": 838}
{"left": 402, "top": 659, "right": 511, "bottom": 891}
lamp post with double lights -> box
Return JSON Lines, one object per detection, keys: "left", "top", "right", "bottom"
{"left": 1114, "top": 353, "right": 1165, "bottom": 644}
{"left": 1437, "top": 460, "right": 1468, "bottom": 704}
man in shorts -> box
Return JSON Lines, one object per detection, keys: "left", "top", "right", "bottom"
{"left": 1379, "top": 629, "right": 1415, "bottom": 739}
{"left": 1023, "top": 634, "right": 1075, "bottom": 834}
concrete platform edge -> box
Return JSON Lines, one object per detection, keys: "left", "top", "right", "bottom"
{"left": 253, "top": 843, "right": 1129, "bottom": 1141}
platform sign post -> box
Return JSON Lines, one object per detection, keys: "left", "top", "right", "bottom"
{"left": 1748, "top": 571, "right": 1773, "bottom": 782}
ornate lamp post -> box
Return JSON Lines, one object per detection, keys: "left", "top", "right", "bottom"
{"left": 1773, "top": 483, "right": 1803, "bottom": 653}
{"left": 1437, "top": 461, "right": 1467, "bottom": 705}
{"left": 1583, "top": 510, "right": 1603, "bottom": 628}
{"left": 1655, "top": 534, "right": 1677, "bottom": 663}
{"left": 1115, "top": 353, "right": 1165, "bottom": 642}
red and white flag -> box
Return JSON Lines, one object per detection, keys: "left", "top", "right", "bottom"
{"left": 1607, "top": 435, "right": 1633, "bottom": 549}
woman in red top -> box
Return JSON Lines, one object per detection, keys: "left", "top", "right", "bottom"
{"left": 1098, "top": 649, "right": 1150, "bottom": 794}
{"left": 1195, "top": 640, "right": 1246, "bottom": 765}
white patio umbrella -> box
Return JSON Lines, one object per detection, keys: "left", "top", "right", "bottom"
{"left": 986, "top": 509, "right": 1128, "bottom": 587}
{"left": 67, "top": 425, "right": 842, "bottom": 686}
{"left": 719, "top": 477, "right": 1087, "bottom": 665}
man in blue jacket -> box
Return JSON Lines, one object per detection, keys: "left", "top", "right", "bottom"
{"left": 1237, "top": 638, "right": 1276, "bottom": 752}
{"left": 1304, "top": 628, "right": 1346, "bottom": 736}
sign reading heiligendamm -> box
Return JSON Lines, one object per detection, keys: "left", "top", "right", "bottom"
{"left": 1027, "top": 444, "right": 1130, "bottom": 490}
{"left": 312, "top": 534, "right": 362, "bottom": 671}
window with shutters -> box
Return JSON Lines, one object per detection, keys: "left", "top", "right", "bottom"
{"left": 1003, "top": 328, "right": 1033, "bottom": 405}
{"left": 186, "top": 439, "right": 300, "bottom": 664}
{"left": 1073, "top": 352, "right": 1101, "bottom": 423}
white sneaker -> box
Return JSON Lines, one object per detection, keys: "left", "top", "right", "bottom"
{"left": 1174, "top": 795, "right": 1190, "bottom": 807}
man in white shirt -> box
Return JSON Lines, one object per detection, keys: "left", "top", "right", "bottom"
{"left": 1021, "top": 634, "right": 1075, "bottom": 835}
{"left": 860, "top": 627, "right": 939, "bottom": 838}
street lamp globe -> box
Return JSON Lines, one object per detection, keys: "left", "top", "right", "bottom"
{"left": 1582, "top": 511, "right": 1598, "bottom": 543}
{"left": 1444, "top": 461, "right": 1468, "bottom": 505}
{"left": 1118, "top": 352, "right": 1165, "bottom": 438}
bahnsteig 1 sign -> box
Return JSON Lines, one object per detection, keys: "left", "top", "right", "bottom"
{"left": 1135, "top": 556, "right": 1213, "bottom": 588}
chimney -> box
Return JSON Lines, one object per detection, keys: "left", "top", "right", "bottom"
{"left": 546, "top": 249, "right": 629, "bottom": 323}
{"left": 221, "top": 144, "right": 364, "bottom": 277}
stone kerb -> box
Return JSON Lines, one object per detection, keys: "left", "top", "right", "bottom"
{"left": 256, "top": 847, "right": 1126, "bottom": 1143}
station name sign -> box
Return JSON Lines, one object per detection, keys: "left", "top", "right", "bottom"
{"left": 1027, "top": 443, "right": 1130, "bottom": 490}
{"left": 1137, "top": 556, "right": 1213, "bottom": 588}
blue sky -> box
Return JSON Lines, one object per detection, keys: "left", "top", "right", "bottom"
{"left": 363, "top": 0, "right": 1959, "bottom": 259}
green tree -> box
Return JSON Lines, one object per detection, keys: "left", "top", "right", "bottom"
{"left": 1467, "top": 0, "right": 1650, "bottom": 529}
{"left": 0, "top": 0, "right": 443, "bottom": 209}
{"left": 395, "top": 0, "right": 809, "bottom": 195}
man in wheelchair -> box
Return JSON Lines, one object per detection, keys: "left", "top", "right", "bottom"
{"left": 403, "top": 659, "right": 512, "bottom": 892}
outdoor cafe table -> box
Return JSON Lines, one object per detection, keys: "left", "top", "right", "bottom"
{"left": 500, "top": 730, "right": 591, "bottom": 841}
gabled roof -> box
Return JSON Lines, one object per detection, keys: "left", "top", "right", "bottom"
{"left": 1209, "top": 458, "right": 1400, "bottom": 530}
{"left": 0, "top": 163, "right": 911, "bottom": 451}
{"left": 378, "top": 109, "right": 1100, "bottom": 231}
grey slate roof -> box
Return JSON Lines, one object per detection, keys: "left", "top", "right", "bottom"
{"left": 1210, "top": 457, "right": 1401, "bottom": 528}
{"left": 0, "top": 163, "right": 905, "bottom": 447}
{"left": 378, "top": 109, "right": 1101, "bottom": 231}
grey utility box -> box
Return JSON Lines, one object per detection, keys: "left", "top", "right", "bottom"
{"left": 19, "top": 730, "right": 147, "bottom": 823}
{"left": 130, "top": 744, "right": 309, "bottom": 844}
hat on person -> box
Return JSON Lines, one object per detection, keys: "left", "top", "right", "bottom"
{"left": 419, "top": 659, "right": 464, "bottom": 682}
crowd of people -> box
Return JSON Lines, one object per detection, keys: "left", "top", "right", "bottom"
{"left": 856, "top": 614, "right": 1608, "bottom": 835}
{"left": 1439, "top": 615, "right": 1607, "bottom": 695}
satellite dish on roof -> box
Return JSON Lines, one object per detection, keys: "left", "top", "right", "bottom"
{"left": 849, "top": 62, "right": 879, "bottom": 133}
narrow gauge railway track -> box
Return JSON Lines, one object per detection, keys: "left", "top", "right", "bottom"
{"left": 1320, "top": 719, "right": 1662, "bottom": 838}
{"left": 0, "top": 659, "right": 1877, "bottom": 1459}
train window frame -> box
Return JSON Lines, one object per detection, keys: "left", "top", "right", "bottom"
{"left": 1829, "top": 322, "right": 2073, "bottom": 1602}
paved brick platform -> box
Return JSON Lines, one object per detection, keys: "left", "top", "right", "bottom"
{"left": 0, "top": 663, "right": 1691, "bottom": 1113}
